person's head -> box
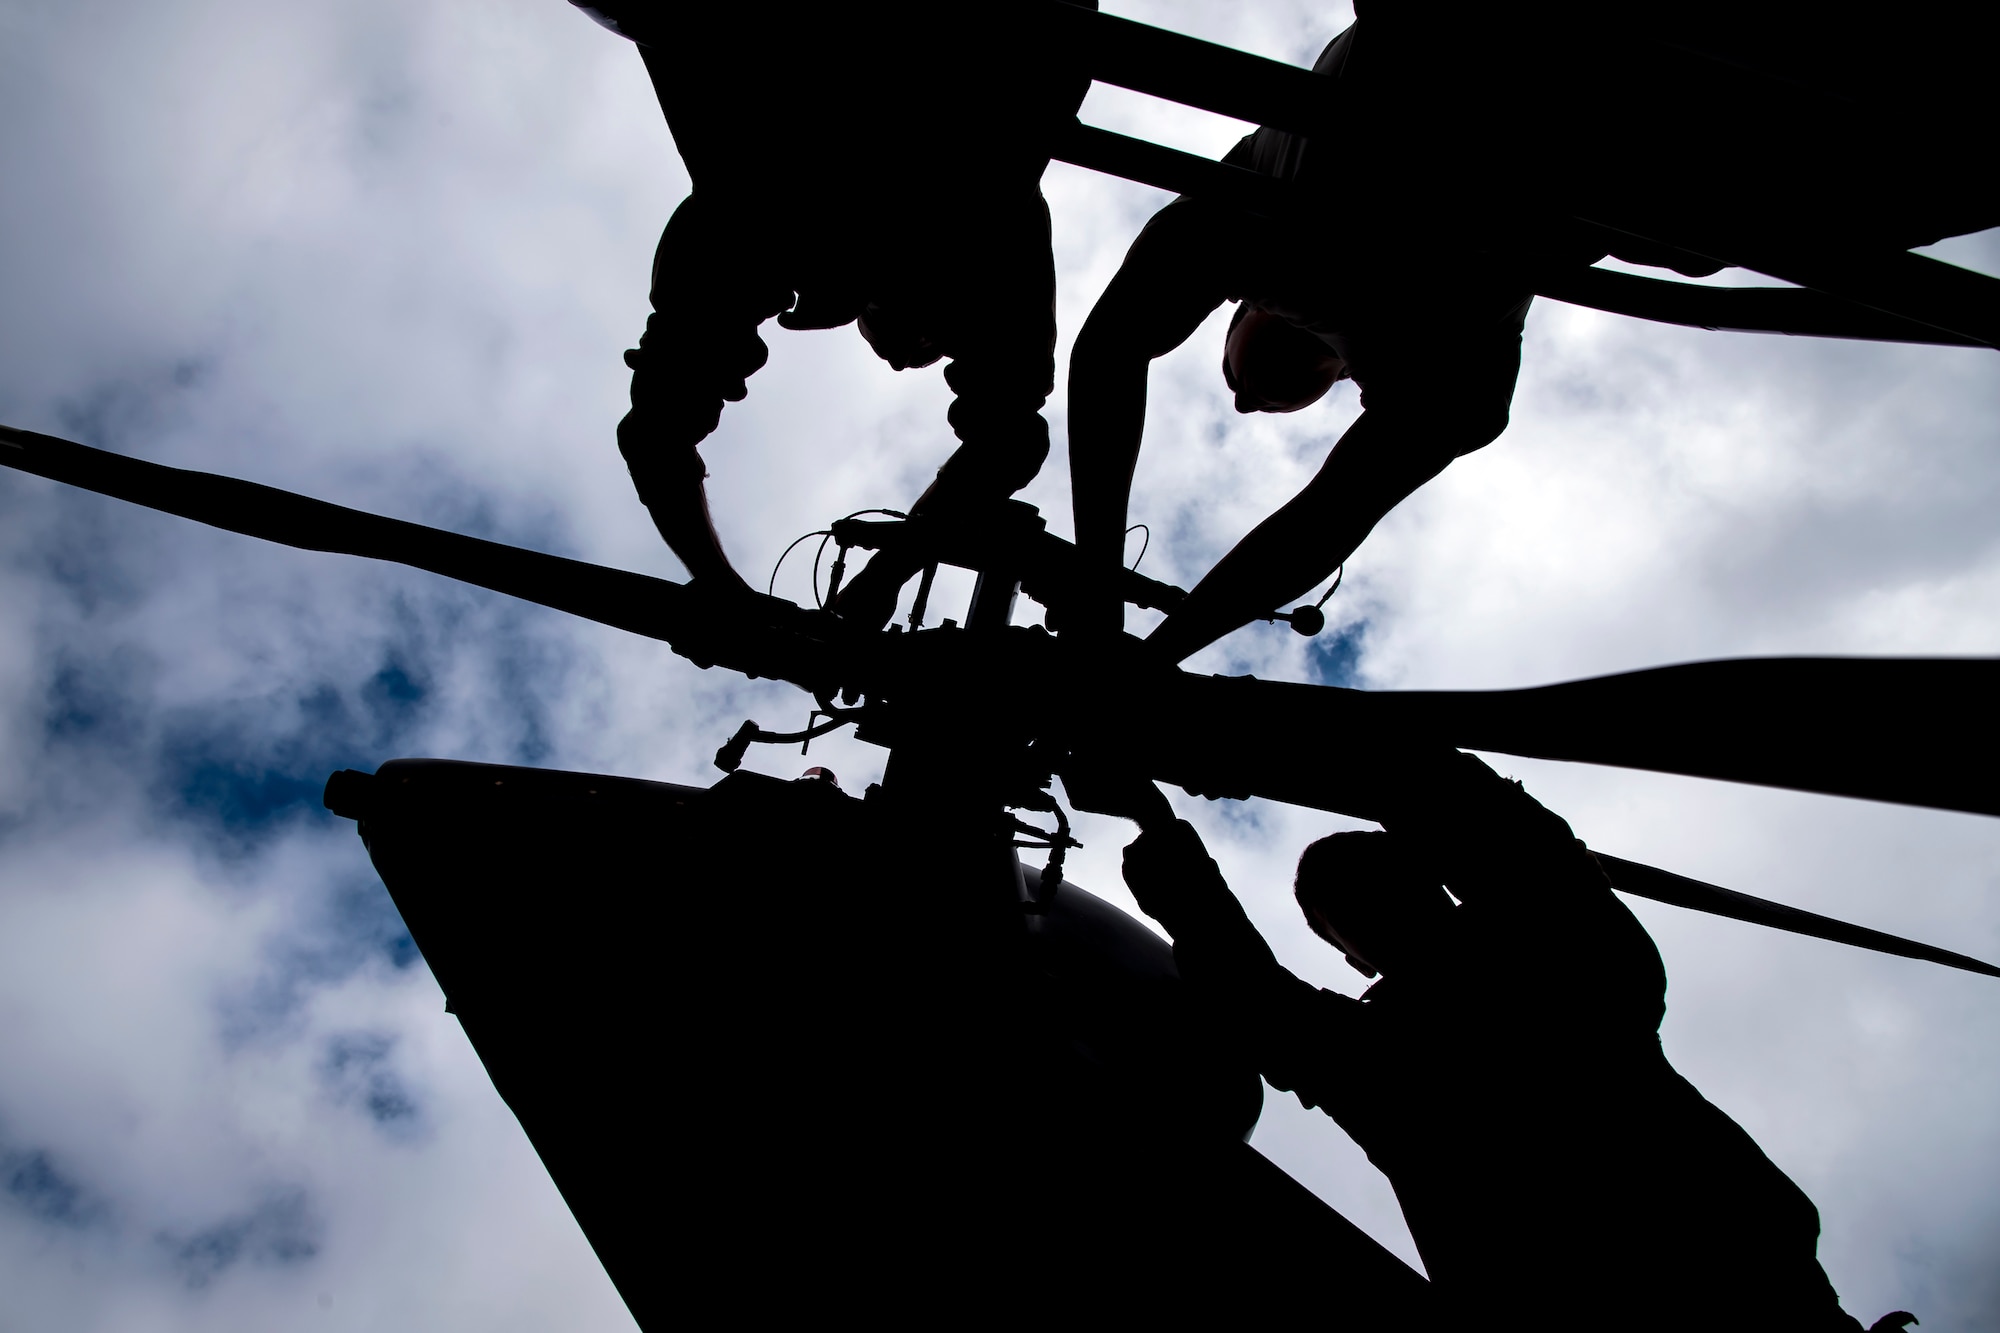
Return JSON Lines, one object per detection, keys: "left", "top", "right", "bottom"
{"left": 1294, "top": 831, "right": 1454, "bottom": 979}
{"left": 1222, "top": 305, "right": 1348, "bottom": 414}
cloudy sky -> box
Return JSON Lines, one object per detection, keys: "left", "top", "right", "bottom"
{"left": 2, "top": 1, "right": 1996, "bottom": 1328}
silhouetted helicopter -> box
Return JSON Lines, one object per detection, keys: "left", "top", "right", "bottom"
{"left": 4, "top": 3, "right": 1996, "bottom": 1325}
{"left": 5, "top": 420, "right": 1997, "bottom": 1324}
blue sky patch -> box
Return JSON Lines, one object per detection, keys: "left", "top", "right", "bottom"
{"left": 24, "top": 491, "right": 158, "bottom": 618}
{"left": 219, "top": 873, "right": 419, "bottom": 1049}
{"left": 153, "top": 653, "right": 435, "bottom": 849}
{"left": 319, "top": 1032, "right": 422, "bottom": 1137}
{"left": 319, "top": 875, "right": 420, "bottom": 974}
{"left": 1306, "top": 618, "right": 1368, "bottom": 689}
{"left": 161, "top": 1188, "right": 320, "bottom": 1289}
{"left": 54, "top": 359, "right": 213, "bottom": 454}
{"left": 1, "top": 1138, "right": 108, "bottom": 1230}
{"left": 43, "top": 650, "right": 149, "bottom": 748}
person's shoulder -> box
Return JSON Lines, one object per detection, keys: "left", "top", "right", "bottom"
{"left": 1309, "top": 23, "right": 1356, "bottom": 78}
{"left": 1290, "top": 984, "right": 1368, "bottom": 1029}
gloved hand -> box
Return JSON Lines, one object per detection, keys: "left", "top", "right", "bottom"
{"left": 1121, "top": 819, "right": 1232, "bottom": 935}
{"left": 1124, "top": 818, "right": 1287, "bottom": 995}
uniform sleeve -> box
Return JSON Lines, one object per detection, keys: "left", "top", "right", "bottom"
{"left": 1384, "top": 752, "right": 1668, "bottom": 1028}
{"left": 1254, "top": 979, "right": 1368, "bottom": 1117}
{"left": 1123, "top": 821, "right": 1366, "bottom": 1112}
{"left": 1120, "top": 819, "right": 1268, "bottom": 966}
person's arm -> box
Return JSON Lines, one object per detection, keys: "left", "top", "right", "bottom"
{"left": 1143, "top": 409, "right": 1468, "bottom": 660}
{"left": 1121, "top": 818, "right": 1282, "bottom": 986}
{"left": 828, "top": 190, "right": 1058, "bottom": 627}
{"left": 1122, "top": 818, "right": 1363, "bottom": 1111}
{"left": 617, "top": 408, "right": 745, "bottom": 589}
{"left": 616, "top": 197, "right": 794, "bottom": 591}
{"left": 1382, "top": 751, "right": 1667, "bottom": 1020}
{"left": 1144, "top": 289, "right": 1530, "bottom": 663}
{"left": 1067, "top": 198, "right": 1236, "bottom": 632}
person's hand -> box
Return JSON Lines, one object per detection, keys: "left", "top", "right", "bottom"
{"left": 828, "top": 556, "right": 907, "bottom": 629}
{"left": 1046, "top": 555, "right": 1128, "bottom": 641}
{"left": 1120, "top": 817, "right": 1233, "bottom": 937}
{"left": 1060, "top": 755, "right": 1173, "bottom": 830}
{"left": 1047, "top": 549, "right": 1134, "bottom": 642}
{"left": 1122, "top": 820, "right": 1187, "bottom": 924}
{"left": 1121, "top": 818, "right": 1204, "bottom": 891}
{"left": 1045, "top": 594, "right": 1124, "bottom": 640}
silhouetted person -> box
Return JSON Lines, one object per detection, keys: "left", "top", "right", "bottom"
{"left": 1068, "top": 0, "right": 2000, "bottom": 661}
{"left": 570, "top": 3, "right": 1093, "bottom": 619}
{"left": 1068, "top": 23, "right": 1535, "bottom": 660}
{"left": 1105, "top": 753, "right": 1906, "bottom": 1331}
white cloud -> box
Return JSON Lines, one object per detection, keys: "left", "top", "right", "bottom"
{"left": 1, "top": 0, "right": 1995, "bottom": 1328}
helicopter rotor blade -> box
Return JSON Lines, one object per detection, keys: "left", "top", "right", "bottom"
{"left": 0, "top": 423, "right": 832, "bottom": 686}
{"left": 1130, "top": 658, "right": 2000, "bottom": 824}
{"left": 1533, "top": 265, "right": 1994, "bottom": 348}
{"left": 1346, "top": 658, "right": 2000, "bottom": 817}
{"left": 1593, "top": 852, "right": 2000, "bottom": 979}
{"left": 1119, "top": 676, "right": 1999, "bottom": 977}
{"left": 1113, "top": 676, "right": 2000, "bottom": 976}
{"left": 13, "top": 424, "right": 1998, "bottom": 821}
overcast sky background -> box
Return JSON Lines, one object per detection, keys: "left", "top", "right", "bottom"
{"left": 1, "top": 1, "right": 1996, "bottom": 1328}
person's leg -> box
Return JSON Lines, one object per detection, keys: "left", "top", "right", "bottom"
{"left": 620, "top": 194, "right": 794, "bottom": 588}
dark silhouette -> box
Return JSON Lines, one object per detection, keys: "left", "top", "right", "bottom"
{"left": 6, "top": 3, "right": 1997, "bottom": 1325}
{"left": 322, "top": 758, "right": 1432, "bottom": 1328}
{"left": 1067, "top": 1, "right": 1999, "bottom": 659}
{"left": 1046, "top": 4, "right": 1997, "bottom": 350}
{"left": 571, "top": 2, "right": 1098, "bottom": 621}
{"left": 8, "top": 425, "right": 1990, "bottom": 1328}
{"left": 12, "top": 419, "right": 2000, "bottom": 938}
{"left": 1068, "top": 24, "right": 1534, "bottom": 659}
{"left": 1111, "top": 751, "right": 1905, "bottom": 1331}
